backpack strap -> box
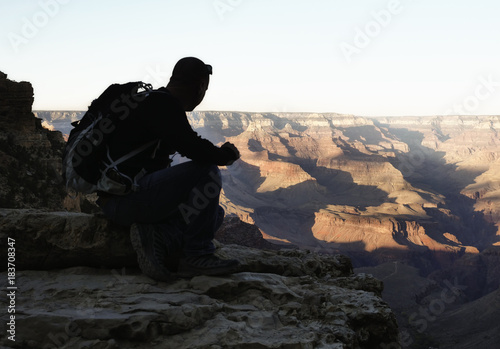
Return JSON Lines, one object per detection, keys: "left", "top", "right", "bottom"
{"left": 101, "top": 139, "right": 160, "bottom": 192}
{"left": 103, "top": 140, "right": 158, "bottom": 170}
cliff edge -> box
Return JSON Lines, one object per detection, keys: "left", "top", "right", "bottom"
{"left": 0, "top": 210, "right": 399, "bottom": 348}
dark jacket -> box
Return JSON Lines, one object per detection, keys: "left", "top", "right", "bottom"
{"left": 107, "top": 87, "right": 235, "bottom": 177}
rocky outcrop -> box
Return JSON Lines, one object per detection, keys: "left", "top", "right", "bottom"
{"left": 0, "top": 209, "right": 132, "bottom": 270}
{"left": 0, "top": 210, "right": 399, "bottom": 348}
{"left": 0, "top": 72, "right": 66, "bottom": 209}
{"left": 1, "top": 267, "right": 399, "bottom": 349}
{"left": 215, "top": 215, "right": 284, "bottom": 250}
{"left": 0, "top": 72, "right": 64, "bottom": 150}
{"left": 0, "top": 210, "right": 286, "bottom": 271}
{"left": 0, "top": 72, "right": 33, "bottom": 120}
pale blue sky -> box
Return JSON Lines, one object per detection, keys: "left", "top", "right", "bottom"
{"left": 1, "top": 0, "right": 499, "bottom": 116}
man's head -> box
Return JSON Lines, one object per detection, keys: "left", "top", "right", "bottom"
{"left": 167, "top": 57, "right": 212, "bottom": 111}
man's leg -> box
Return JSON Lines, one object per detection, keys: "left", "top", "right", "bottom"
{"left": 153, "top": 164, "right": 239, "bottom": 276}
{"left": 176, "top": 165, "right": 223, "bottom": 256}
{"left": 98, "top": 161, "right": 237, "bottom": 278}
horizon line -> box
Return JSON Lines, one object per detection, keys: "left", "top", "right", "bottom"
{"left": 32, "top": 110, "right": 500, "bottom": 118}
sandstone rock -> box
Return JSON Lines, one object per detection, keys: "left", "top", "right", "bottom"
{"left": 0, "top": 72, "right": 34, "bottom": 118}
{"left": 0, "top": 72, "right": 67, "bottom": 210}
{"left": 0, "top": 209, "right": 133, "bottom": 270}
{"left": 0, "top": 210, "right": 294, "bottom": 272}
{"left": 0, "top": 267, "right": 399, "bottom": 349}
{"left": 0, "top": 209, "right": 356, "bottom": 282}
{"left": 0, "top": 210, "right": 399, "bottom": 349}
{"left": 215, "top": 215, "right": 284, "bottom": 250}
{"left": 0, "top": 72, "right": 64, "bottom": 150}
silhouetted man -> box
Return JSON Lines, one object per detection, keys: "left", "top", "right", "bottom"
{"left": 97, "top": 57, "right": 240, "bottom": 281}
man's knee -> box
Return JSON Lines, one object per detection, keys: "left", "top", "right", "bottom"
{"left": 185, "top": 162, "right": 221, "bottom": 186}
{"left": 190, "top": 163, "right": 221, "bottom": 197}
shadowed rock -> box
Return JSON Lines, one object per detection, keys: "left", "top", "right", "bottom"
{"left": 0, "top": 209, "right": 399, "bottom": 348}
{"left": 0, "top": 209, "right": 133, "bottom": 270}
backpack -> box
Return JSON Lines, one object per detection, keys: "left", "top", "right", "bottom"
{"left": 62, "top": 81, "right": 160, "bottom": 195}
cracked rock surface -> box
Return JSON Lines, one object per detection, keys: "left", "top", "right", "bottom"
{"left": 0, "top": 211, "right": 399, "bottom": 348}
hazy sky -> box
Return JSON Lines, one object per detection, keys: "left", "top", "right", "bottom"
{"left": 1, "top": 0, "right": 499, "bottom": 116}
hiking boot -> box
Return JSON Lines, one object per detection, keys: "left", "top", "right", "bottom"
{"left": 177, "top": 254, "right": 240, "bottom": 278}
{"left": 130, "top": 223, "right": 173, "bottom": 282}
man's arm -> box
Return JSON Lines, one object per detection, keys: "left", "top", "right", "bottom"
{"left": 144, "top": 93, "right": 240, "bottom": 166}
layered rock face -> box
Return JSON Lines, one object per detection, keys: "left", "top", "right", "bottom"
{"left": 0, "top": 72, "right": 66, "bottom": 209}
{"left": 38, "top": 110, "right": 500, "bottom": 274}
{"left": 0, "top": 209, "right": 399, "bottom": 349}
{"left": 39, "top": 109, "right": 500, "bottom": 282}
{"left": 186, "top": 112, "right": 499, "bottom": 262}
{"left": 36, "top": 110, "right": 500, "bottom": 258}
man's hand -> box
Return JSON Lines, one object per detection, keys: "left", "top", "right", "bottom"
{"left": 221, "top": 142, "right": 240, "bottom": 165}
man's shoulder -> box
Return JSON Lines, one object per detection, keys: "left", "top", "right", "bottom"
{"left": 147, "top": 87, "right": 173, "bottom": 101}
{"left": 141, "top": 87, "right": 181, "bottom": 111}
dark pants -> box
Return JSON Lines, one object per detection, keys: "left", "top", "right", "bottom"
{"left": 98, "top": 161, "right": 224, "bottom": 257}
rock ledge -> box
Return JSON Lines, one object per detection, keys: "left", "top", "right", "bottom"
{"left": 0, "top": 210, "right": 400, "bottom": 348}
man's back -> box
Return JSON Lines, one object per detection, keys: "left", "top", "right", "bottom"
{"left": 108, "top": 87, "right": 237, "bottom": 179}
{"left": 96, "top": 57, "right": 241, "bottom": 281}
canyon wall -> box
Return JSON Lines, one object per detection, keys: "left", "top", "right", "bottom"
{"left": 36, "top": 109, "right": 500, "bottom": 267}
{"left": 184, "top": 112, "right": 500, "bottom": 264}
